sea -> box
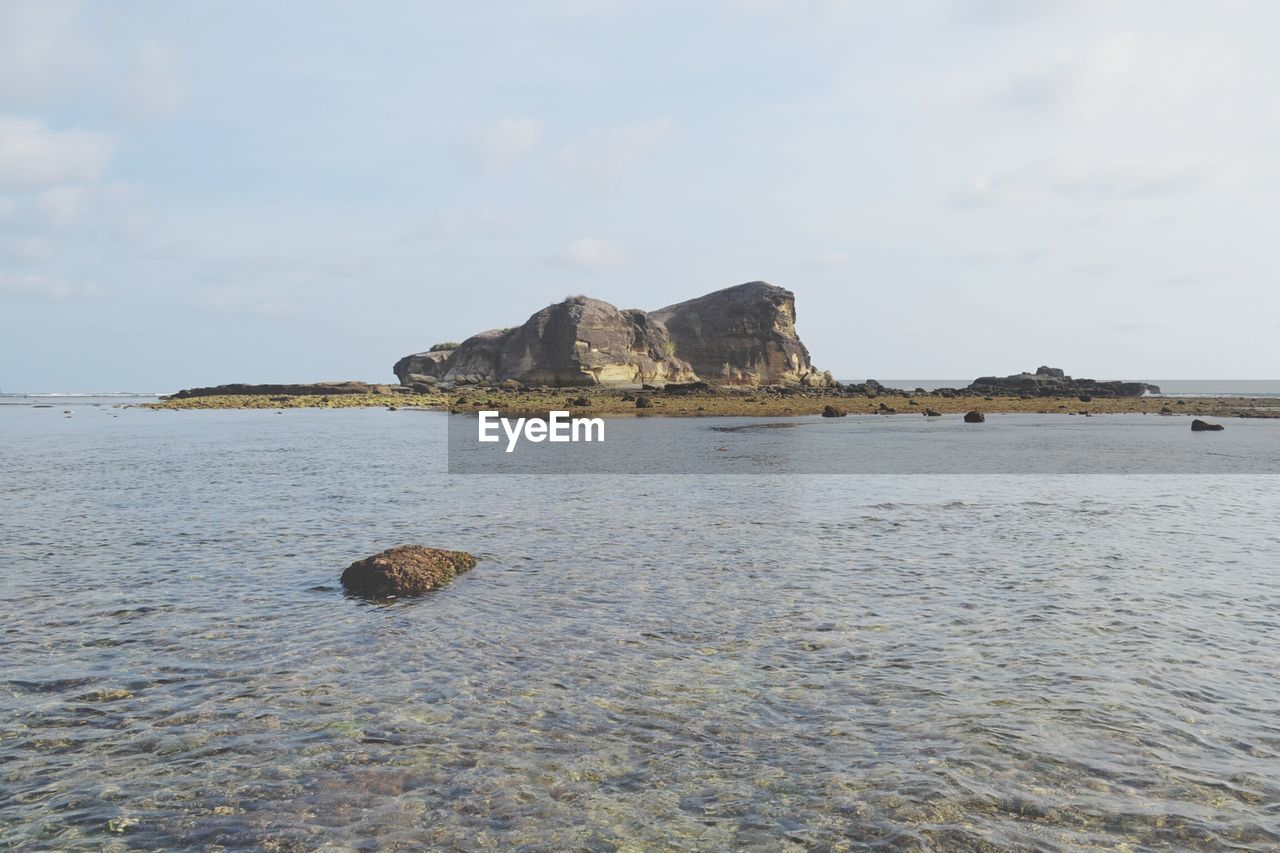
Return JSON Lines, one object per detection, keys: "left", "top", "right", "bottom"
{"left": 2, "top": 400, "right": 1279, "bottom": 849}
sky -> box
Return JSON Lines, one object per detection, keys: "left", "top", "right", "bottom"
{"left": 2, "top": 0, "right": 1278, "bottom": 391}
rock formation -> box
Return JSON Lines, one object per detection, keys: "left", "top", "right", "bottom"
{"left": 394, "top": 281, "right": 831, "bottom": 388}
{"left": 340, "top": 545, "right": 477, "bottom": 597}
{"left": 1191, "top": 419, "right": 1225, "bottom": 432}
{"left": 167, "top": 381, "right": 394, "bottom": 399}
{"left": 649, "top": 282, "right": 827, "bottom": 386}
{"left": 965, "top": 366, "right": 1159, "bottom": 398}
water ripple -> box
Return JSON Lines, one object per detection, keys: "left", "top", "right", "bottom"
{"left": 2, "top": 409, "right": 1279, "bottom": 849}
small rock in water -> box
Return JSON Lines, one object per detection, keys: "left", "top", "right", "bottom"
{"left": 107, "top": 816, "right": 139, "bottom": 834}
{"left": 964, "top": 410, "right": 985, "bottom": 423}
{"left": 340, "top": 545, "right": 477, "bottom": 597}
{"left": 1191, "top": 419, "right": 1225, "bottom": 432}
{"left": 821, "top": 405, "right": 846, "bottom": 418}
{"left": 923, "top": 408, "right": 942, "bottom": 417}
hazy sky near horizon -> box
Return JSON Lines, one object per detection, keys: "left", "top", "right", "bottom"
{"left": 2, "top": 0, "right": 1279, "bottom": 391}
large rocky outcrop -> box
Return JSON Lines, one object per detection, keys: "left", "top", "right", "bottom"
{"left": 649, "top": 282, "right": 827, "bottom": 386}
{"left": 965, "top": 366, "right": 1159, "bottom": 398}
{"left": 395, "top": 297, "right": 695, "bottom": 387}
{"left": 394, "top": 281, "right": 830, "bottom": 387}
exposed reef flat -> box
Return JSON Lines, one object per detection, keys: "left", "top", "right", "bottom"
{"left": 166, "top": 381, "right": 396, "bottom": 399}
{"left": 147, "top": 387, "right": 1280, "bottom": 419}
{"left": 151, "top": 392, "right": 443, "bottom": 410}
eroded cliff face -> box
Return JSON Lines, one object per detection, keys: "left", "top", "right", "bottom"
{"left": 495, "top": 297, "right": 696, "bottom": 386}
{"left": 649, "top": 282, "right": 825, "bottom": 386}
{"left": 393, "top": 282, "right": 829, "bottom": 387}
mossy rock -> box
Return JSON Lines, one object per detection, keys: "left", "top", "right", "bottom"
{"left": 1191, "top": 419, "right": 1224, "bottom": 432}
{"left": 340, "top": 545, "right": 477, "bottom": 597}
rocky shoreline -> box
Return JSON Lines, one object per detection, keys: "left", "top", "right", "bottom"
{"left": 147, "top": 384, "right": 1280, "bottom": 420}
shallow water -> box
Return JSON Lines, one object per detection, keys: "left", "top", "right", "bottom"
{"left": 3, "top": 406, "right": 1279, "bottom": 850}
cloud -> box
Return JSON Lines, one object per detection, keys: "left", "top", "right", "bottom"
{"left": 1070, "top": 261, "right": 1122, "bottom": 276}
{"left": 1103, "top": 320, "right": 1161, "bottom": 334}
{"left": 120, "top": 41, "right": 185, "bottom": 117}
{"left": 1076, "top": 34, "right": 1233, "bottom": 114}
{"left": 470, "top": 117, "right": 542, "bottom": 174}
{"left": 35, "top": 185, "right": 91, "bottom": 226}
{"left": 2, "top": 236, "right": 53, "bottom": 262}
{"left": 0, "top": 183, "right": 148, "bottom": 235}
{"left": 723, "top": 0, "right": 859, "bottom": 19}
{"left": 559, "top": 118, "right": 671, "bottom": 189}
{"left": 958, "top": 0, "right": 1071, "bottom": 25}
{"left": 995, "top": 33, "right": 1235, "bottom": 117}
{"left": 554, "top": 237, "right": 627, "bottom": 270}
{"left": 0, "top": 0, "right": 85, "bottom": 99}
{"left": 993, "top": 67, "right": 1074, "bottom": 112}
{"left": 1057, "top": 162, "right": 1209, "bottom": 200}
{"left": 249, "top": 302, "right": 306, "bottom": 317}
{"left": 795, "top": 252, "right": 848, "bottom": 270}
{"left": 0, "top": 272, "right": 100, "bottom": 302}
{"left": 404, "top": 206, "right": 526, "bottom": 243}
{"left": 196, "top": 285, "right": 308, "bottom": 318}
{"left": 549, "top": 0, "right": 629, "bottom": 15}
{"left": 949, "top": 163, "right": 1047, "bottom": 208}
{"left": 0, "top": 117, "right": 115, "bottom": 190}
{"left": 959, "top": 247, "right": 1049, "bottom": 266}
{"left": 950, "top": 159, "right": 1209, "bottom": 208}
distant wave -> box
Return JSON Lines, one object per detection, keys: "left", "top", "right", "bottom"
{"left": 0, "top": 392, "right": 162, "bottom": 398}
